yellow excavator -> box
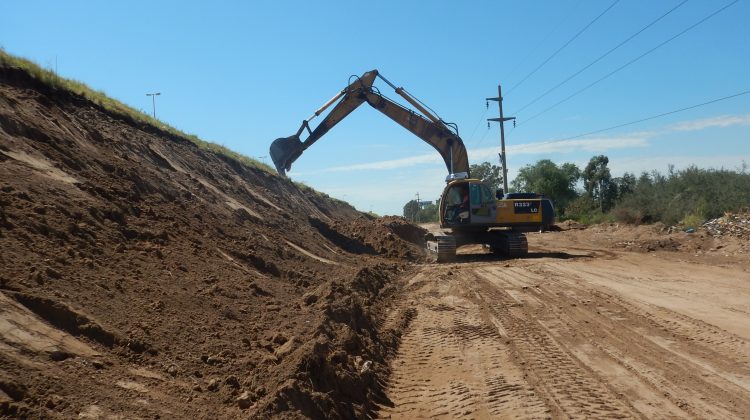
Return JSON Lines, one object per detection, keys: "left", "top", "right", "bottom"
{"left": 270, "top": 70, "right": 554, "bottom": 261}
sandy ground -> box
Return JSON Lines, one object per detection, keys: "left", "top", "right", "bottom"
{"left": 378, "top": 226, "right": 750, "bottom": 419}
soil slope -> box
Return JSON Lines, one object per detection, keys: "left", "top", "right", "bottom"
{"left": 0, "top": 65, "right": 424, "bottom": 418}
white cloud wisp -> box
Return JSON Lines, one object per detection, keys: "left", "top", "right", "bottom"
{"left": 295, "top": 113, "right": 750, "bottom": 175}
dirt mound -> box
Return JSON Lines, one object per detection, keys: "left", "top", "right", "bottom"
{"left": 0, "top": 64, "right": 416, "bottom": 418}
{"left": 703, "top": 211, "right": 750, "bottom": 239}
{"left": 554, "top": 219, "right": 586, "bottom": 231}
{"left": 547, "top": 221, "right": 750, "bottom": 260}
{"left": 329, "top": 216, "right": 428, "bottom": 261}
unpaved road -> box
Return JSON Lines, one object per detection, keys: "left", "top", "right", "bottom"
{"left": 379, "top": 229, "right": 750, "bottom": 419}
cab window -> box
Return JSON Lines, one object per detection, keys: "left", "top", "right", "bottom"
{"left": 480, "top": 184, "right": 494, "bottom": 205}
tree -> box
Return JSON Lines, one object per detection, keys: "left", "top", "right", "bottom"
{"left": 417, "top": 203, "right": 439, "bottom": 222}
{"left": 402, "top": 199, "right": 438, "bottom": 223}
{"left": 470, "top": 162, "right": 502, "bottom": 191}
{"left": 511, "top": 159, "right": 580, "bottom": 213}
{"left": 614, "top": 172, "right": 636, "bottom": 199}
{"left": 583, "top": 155, "right": 614, "bottom": 212}
{"left": 403, "top": 200, "right": 419, "bottom": 222}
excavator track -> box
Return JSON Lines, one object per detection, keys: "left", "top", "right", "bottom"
{"left": 489, "top": 231, "right": 528, "bottom": 258}
{"left": 427, "top": 235, "right": 456, "bottom": 263}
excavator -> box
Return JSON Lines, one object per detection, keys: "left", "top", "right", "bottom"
{"left": 270, "top": 70, "right": 554, "bottom": 261}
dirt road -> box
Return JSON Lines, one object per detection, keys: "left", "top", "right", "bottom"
{"left": 379, "top": 229, "right": 750, "bottom": 419}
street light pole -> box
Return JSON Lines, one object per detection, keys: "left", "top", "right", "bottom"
{"left": 487, "top": 85, "right": 515, "bottom": 194}
{"left": 146, "top": 92, "right": 161, "bottom": 119}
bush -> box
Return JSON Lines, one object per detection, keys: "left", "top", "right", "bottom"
{"left": 617, "top": 166, "right": 750, "bottom": 225}
{"left": 577, "top": 210, "right": 615, "bottom": 225}
{"left": 611, "top": 207, "right": 643, "bottom": 224}
{"left": 562, "top": 196, "right": 596, "bottom": 220}
{"left": 680, "top": 213, "right": 704, "bottom": 229}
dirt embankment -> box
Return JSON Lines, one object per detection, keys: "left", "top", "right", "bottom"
{"left": 0, "top": 66, "right": 421, "bottom": 418}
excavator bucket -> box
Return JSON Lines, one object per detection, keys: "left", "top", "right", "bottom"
{"left": 270, "top": 135, "right": 304, "bottom": 176}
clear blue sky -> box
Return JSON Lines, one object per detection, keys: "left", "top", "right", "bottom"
{"left": 3, "top": 0, "right": 749, "bottom": 215}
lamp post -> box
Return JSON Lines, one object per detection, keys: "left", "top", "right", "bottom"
{"left": 146, "top": 92, "right": 161, "bottom": 119}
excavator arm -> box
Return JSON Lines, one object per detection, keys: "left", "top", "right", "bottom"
{"left": 269, "top": 70, "right": 470, "bottom": 178}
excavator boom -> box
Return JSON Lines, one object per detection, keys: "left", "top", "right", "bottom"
{"left": 269, "top": 70, "right": 469, "bottom": 178}
{"left": 269, "top": 70, "right": 554, "bottom": 262}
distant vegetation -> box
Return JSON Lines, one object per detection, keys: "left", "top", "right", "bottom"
{"left": 0, "top": 48, "right": 274, "bottom": 174}
{"left": 403, "top": 156, "right": 750, "bottom": 228}
{"left": 611, "top": 165, "right": 750, "bottom": 227}
{"left": 513, "top": 156, "right": 750, "bottom": 227}
{"left": 403, "top": 199, "right": 439, "bottom": 223}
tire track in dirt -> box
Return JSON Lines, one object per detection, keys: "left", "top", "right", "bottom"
{"left": 475, "top": 261, "right": 750, "bottom": 418}
{"left": 379, "top": 266, "right": 549, "bottom": 419}
{"left": 546, "top": 261, "right": 750, "bottom": 416}
{"left": 471, "top": 267, "right": 637, "bottom": 419}
{"left": 549, "top": 262, "right": 750, "bottom": 367}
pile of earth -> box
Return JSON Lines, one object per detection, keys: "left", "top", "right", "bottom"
{"left": 702, "top": 211, "right": 750, "bottom": 239}
{"left": 0, "top": 63, "right": 417, "bottom": 418}
{"left": 550, "top": 221, "right": 750, "bottom": 259}
{"left": 327, "top": 216, "right": 428, "bottom": 261}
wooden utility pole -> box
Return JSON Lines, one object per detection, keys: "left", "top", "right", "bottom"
{"left": 487, "top": 85, "right": 515, "bottom": 194}
{"left": 414, "top": 192, "right": 420, "bottom": 223}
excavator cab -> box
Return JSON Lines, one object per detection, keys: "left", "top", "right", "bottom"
{"left": 441, "top": 179, "right": 498, "bottom": 228}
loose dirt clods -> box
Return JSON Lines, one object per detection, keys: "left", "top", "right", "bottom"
{"left": 0, "top": 64, "right": 419, "bottom": 418}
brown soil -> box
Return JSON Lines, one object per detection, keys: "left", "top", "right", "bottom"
{"left": 4, "top": 63, "right": 750, "bottom": 419}
{"left": 379, "top": 223, "right": 750, "bottom": 418}
{"left": 0, "top": 66, "right": 419, "bottom": 419}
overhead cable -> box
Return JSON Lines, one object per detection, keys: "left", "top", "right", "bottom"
{"left": 503, "top": 0, "right": 584, "bottom": 86}
{"left": 518, "top": 0, "right": 739, "bottom": 127}
{"left": 527, "top": 88, "right": 750, "bottom": 145}
{"left": 506, "top": 0, "right": 620, "bottom": 96}
{"left": 513, "top": 0, "right": 689, "bottom": 115}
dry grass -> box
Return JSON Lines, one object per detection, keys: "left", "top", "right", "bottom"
{"left": 0, "top": 48, "right": 275, "bottom": 174}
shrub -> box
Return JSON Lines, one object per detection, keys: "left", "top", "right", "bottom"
{"left": 611, "top": 207, "right": 643, "bottom": 224}
{"left": 680, "top": 213, "right": 704, "bottom": 229}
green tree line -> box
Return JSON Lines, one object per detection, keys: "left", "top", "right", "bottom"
{"left": 513, "top": 156, "right": 750, "bottom": 227}
{"left": 402, "top": 157, "right": 750, "bottom": 228}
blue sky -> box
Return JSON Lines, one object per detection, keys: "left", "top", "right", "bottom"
{"left": 3, "top": 0, "right": 749, "bottom": 215}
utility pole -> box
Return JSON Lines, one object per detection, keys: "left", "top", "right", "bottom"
{"left": 146, "top": 92, "right": 161, "bottom": 119}
{"left": 414, "top": 192, "right": 420, "bottom": 223}
{"left": 487, "top": 85, "right": 515, "bottom": 194}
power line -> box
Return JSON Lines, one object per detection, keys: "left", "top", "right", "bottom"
{"left": 467, "top": 106, "right": 490, "bottom": 146}
{"left": 513, "top": 0, "right": 689, "bottom": 115}
{"left": 474, "top": 124, "right": 492, "bottom": 148}
{"left": 532, "top": 88, "right": 750, "bottom": 144}
{"left": 518, "top": 0, "right": 739, "bottom": 128}
{"left": 502, "top": 0, "right": 584, "bottom": 85}
{"left": 506, "top": 0, "right": 620, "bottom": 96}
{"left": 467, "top": 1, "right": 583, "bottom": 149}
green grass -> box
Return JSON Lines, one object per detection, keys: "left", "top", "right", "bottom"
{"left": 0, "top": 48, "right": 275, "bottom": 174}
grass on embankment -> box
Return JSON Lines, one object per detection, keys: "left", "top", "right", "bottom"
{"left": 0, "top": 48, "right": 275, "bottom": 175}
